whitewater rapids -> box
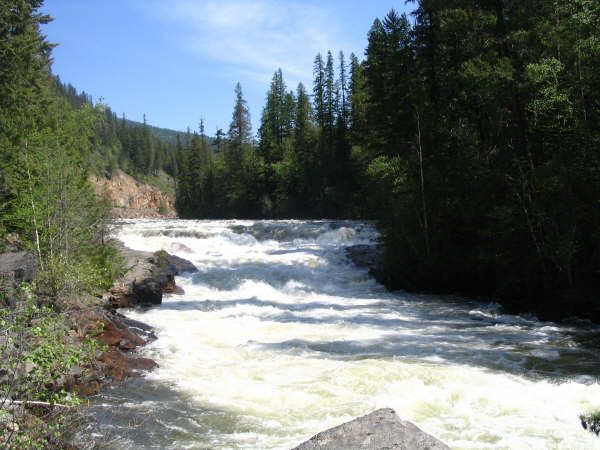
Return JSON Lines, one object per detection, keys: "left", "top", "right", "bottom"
{"left": 89, "top": 219, "right": 600, "bottom": 449}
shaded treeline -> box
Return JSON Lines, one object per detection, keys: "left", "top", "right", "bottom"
{"left": 176, "top": 1, "right": 600, "bottom": 319}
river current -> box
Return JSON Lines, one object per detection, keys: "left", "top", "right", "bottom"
{"left": 88, "top": 219, "right": 600, "bottom": 449}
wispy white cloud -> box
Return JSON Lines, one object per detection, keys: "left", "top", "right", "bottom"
{"left": 144, "top": 0, "right": 358, "bottom": 88}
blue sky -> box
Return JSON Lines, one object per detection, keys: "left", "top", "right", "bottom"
{"left": 42, "top": 0, "right": 413, "bottom": 135}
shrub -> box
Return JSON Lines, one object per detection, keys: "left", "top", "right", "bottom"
{"left": 581, "top": 411, "right": 600, "bottom": 436}
{"left": 0, "top": 290, "right": 101, "bottom": 448}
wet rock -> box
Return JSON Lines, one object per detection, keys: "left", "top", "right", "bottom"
{"left": 580, "top": 412, "right": 600, "bottom": 436}
{"left": 74, "top": 379, "right": 101, "bottom": 396}
{"left": 65, "top": 300, "right": 158, "bottom": 394}
{"left": 292, "top": 408, "right": 449, "bottom": 450}
{"left": 97, "top": 315, "right": 146, "bottom": 350}
{"left": 345, "top": 244, "right": 384, "bottom": 280}
{"left": 131, "top": 278, "right": 163, "bottom": 305}
{"left": 43, "top": 242, "right": 170, "bottom": 407}
{"left": 118, "top": 316, "right": 157, "bottom": 342}
{"left": 167, "top": 253, "right": 198, "bottom": 275}
{"left": 69, "top": 305, "right": 143, "bottom": 351}
{"left": 98, "top": 349, "right": 158, "bottom": 382}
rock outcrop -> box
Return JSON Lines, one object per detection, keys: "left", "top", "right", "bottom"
{"left": 106, "top": 243, "right": 198, "bottom": 308}
{"left": 346, "top": 244, "right": 384, "bottom": 281}
{"left": 0, "top": 251, "right": 37, "bottom": 289}
{"left": 292, "top": 408, "right": 449, "bottom": 450}
{"left": 90, "top": 170, "right": 177, "bottom": 218}
{"left": 65, "top": 298, "right": 159, "bottom": 395}
{"left": 67, "top": 244, "right": 196, "bottom": 394}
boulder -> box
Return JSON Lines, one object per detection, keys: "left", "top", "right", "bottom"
{"left": 167, "top": 253, "right": 198, "bottom": 275}
{"left": 0, "top": 251, "right": 37, "bottom": 288}
{"left": 107, "top": 243, "right": 195, "bottom": 307}
{"left": 96, "top": 349, "right": 158, "bottom": 382}
{"left": 67, "top": 303, "right": 159, "bottom": 392}
{"left": 131, "top": 277, "right": 163, "bottom": 305}
{"left": 292, "top": 408, "right": 449, "bottom": 450}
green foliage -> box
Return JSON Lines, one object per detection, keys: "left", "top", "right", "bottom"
{"left": 153, "top": 249, "right": 170, "bottom": 271}
{"left": 176, "top": 57, "right": 360, "bottom": 218}
{"left": 35, "top": 243, "right": 125, "bottom": 298}
{"left": 580, "top": 410, "right": 600, "bottom": 436}
{"left": 158, "top": 198, "right": 169, "bottom": 216}
{"left": 53, "top": 77, "right": 181, "bottom": 180}
{"left": 1, "top": 295, "right": 102, "bottom": 448}
{"left": 362, "top": 2, "right": 600, "bottom": 315}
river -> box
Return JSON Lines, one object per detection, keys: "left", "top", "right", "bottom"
{"left": 87, "top": 219, "right": 600, "bottom": 449}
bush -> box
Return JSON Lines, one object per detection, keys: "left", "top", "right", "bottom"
{"left": 581, "top": 411, "right": 600, "bottom": 436}
{"left": 158, "top": 198, "right": 169, "bottom": 216}
{"left": 35, "top": 243, "right": 125, "bottom": 301}
{"left": 0, "top": 289, "right": 102, "bottom": 449}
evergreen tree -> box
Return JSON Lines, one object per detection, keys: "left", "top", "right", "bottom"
{"left": 349, "top": 53, "right": 367, "bottom": 143}
{"left": 324, "top": 50, "right": 336, "bottom": 148}
{"left": 312, "top": 53, "right": 326, "bottom": 129}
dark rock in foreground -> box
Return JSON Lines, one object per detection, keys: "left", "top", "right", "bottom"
{"left": 0, "top": 250, "right": 37, "bottom": 288}
{"left": 292, "top": 408, "right": 449, "bottom": 450}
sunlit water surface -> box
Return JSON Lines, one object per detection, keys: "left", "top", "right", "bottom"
{"left": 87, "top": 219, "right": 600, "bottom": 449}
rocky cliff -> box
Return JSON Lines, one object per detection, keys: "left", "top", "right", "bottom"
{"left": 90, "top": 170, "right": 177, "bottom": 219}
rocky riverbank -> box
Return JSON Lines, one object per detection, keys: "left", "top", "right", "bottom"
{"left": 75, "top": 241, "right": 198, "bottom": 394}
{"left": 0, "top": 239, "right": 197, "bottom": 398}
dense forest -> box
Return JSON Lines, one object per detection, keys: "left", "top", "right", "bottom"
{"left": 176, "top": 1, "right": 600, "bottom": 320}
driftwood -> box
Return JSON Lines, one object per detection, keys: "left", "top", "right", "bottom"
{"left": 6, "top": 400, "right": 72, "bottom": 409}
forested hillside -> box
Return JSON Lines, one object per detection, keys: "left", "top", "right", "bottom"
{"left": 176, "top": 1, "right": 600, "bottom": 320}
{"left": 53, "top": 77, "right": 181, "bottom": 180}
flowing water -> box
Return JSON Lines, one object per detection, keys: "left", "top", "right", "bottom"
{"left": 88, "top": 219, "right": 600, "bottom": 449}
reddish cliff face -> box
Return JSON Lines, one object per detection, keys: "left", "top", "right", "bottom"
{"left": 90, "top": 171, "right": 177, "bottom": 219}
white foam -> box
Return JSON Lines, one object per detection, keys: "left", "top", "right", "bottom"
{"left": 115, "top": 220, "right": 600, "bottom": 449}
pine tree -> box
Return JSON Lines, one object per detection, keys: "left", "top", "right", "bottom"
{"left": 324, "top": 51, "right": 336, "bottom": 146}
{"left": 313, "top": 53, "right": 326, "bottom": 129}
{"left": 337, "top": 51, "right": 349, "bottom": 129}
{"left": 228, "top": 82, "right": 252, "bottom": 147}
{"left": 259, "top": 69, "right": 295, "bottom": 163}
{"left": 225, "top": 82, "right": 255, "bottom": 214}
{"left": 349, "top": 53, "right": 367, "bottom": 143}
{"left": 292, "top": 82, "right": 318, "bottom": 214}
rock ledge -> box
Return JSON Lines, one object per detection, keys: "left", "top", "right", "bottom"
{"left": 106, "top": 242, "right": 198, "bottom": 307}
